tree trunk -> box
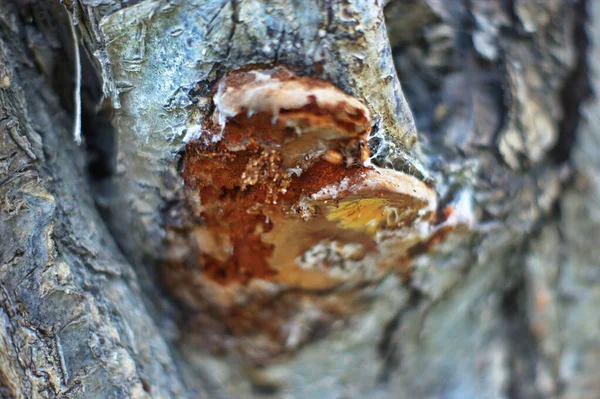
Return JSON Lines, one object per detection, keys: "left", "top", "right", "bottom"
{"left": 0, "top": 0, "right": 597, "bottom": 398}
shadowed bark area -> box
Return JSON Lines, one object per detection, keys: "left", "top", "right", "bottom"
{"left": 0, "top": 0, "right": 598, "bottom": 398}
{"left": 0, "top": 2, "right": 186, "bottom": 397}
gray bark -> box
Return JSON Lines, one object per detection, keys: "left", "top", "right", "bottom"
{"left": 0, "top": 2, "right": 185, "bottom": 397}
{"left": 0, "top": 0, "right": 598, "bottom": 398}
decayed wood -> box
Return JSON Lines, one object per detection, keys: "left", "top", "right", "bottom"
{"left": 161, "top": 66, "right": 446, "bottom": 369}
{"left": 0, "top": 0, "right": 597, "bottom": 398}
{"left": 76, "top": 0, "right": 426, "bottom": 273}
{"left": 74, "top": 1, "right": 443, "bottom": 394}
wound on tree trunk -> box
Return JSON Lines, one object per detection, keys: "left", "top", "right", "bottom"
{"left": 162, "top": 67, "right": 466, "bottom": 363}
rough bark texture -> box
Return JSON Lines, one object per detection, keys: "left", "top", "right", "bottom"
{"left": 90, "top": 0, "right": 424, "bottom": 272}
{"left": 0, "top": 0, "right": 598, "bottom": 398}
{"left": 0, "top": 2, "right": 186, "bottom": 397}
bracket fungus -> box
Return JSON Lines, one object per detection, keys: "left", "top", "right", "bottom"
{"left": 182, "top": 67, "right": 436, "bottom": 287}
{"left": 165, "top": 67, "right": 443, "bottom": 359}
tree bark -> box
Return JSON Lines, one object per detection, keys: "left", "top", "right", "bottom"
{"left": 0, "top": 0, "right": 597, "bottom": 398}
{"left": 0, "top": 2, "right": 186, "bottom": 398}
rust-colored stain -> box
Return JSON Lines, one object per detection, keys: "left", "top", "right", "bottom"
{"left": 164, "top": 67, "right": 457, "bottom": 363}
{"left": 181, "top": 67, "right": 436, "bottom": 288}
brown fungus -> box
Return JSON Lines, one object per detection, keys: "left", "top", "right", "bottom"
{"left": 182, "top": 67, "right": 436, "bottom": 289}
{"left": 165, "top": 67, "right": 446, "bottom": 361}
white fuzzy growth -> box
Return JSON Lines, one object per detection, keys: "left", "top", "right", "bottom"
{"left": 293, "top": 198, "right": 316, "bottom": 221}
{"left": 295, "top": 240, "right": 366, "bottom": 279}
{"left": 311, "top": 177, "right": 350, "bottom": 200}
{"left": 367, "top": 123, "right": 393, "bottom": 162}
